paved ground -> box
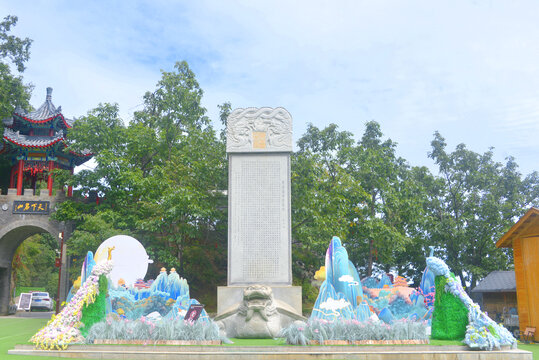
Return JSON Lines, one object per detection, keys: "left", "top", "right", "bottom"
{"left": 9, "top": 343, "right": 534, "bottom": 360}
{"left": 3, "top": 311, "right": 54, "bottom": 319}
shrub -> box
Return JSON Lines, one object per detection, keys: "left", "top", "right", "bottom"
{"left": 85, "top": 315, "right": 221, "bottom": 342}
{"left": 279, "top": 319, "right": 428, "bottom": 345}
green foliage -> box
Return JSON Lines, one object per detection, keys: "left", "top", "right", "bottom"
{"left": 0, "top": 16, "right": 32, "bottom": 72}
{"left": 292, "top": 131, "right": 356, "bottom": 284}
{"left": 344, "top": 121, "right": 429, "bottom": 277}
{"left": 58, "top": 61, "right": 227, "bottom": 297}
{"left": 80, "top": 275, "right": 108, "bottom": 337}
{"left": 0, "top": 15, "right": 32, "bottom": 117}
{"left": 15, "top": 286, "right": 45, "bottom": 297}
{"left": 293, "top": 122, "right": 538, "bottom": 289}
{"left": 292, "top": 122, "right": 429, "bottom": 283}
{"left": 427, "top": 132, "right": 539, "bottom": 289}
{"left": 11, "top": 234, "right": 59, "bottom": 298}
{"left": 0, "top": 15, "right": 33, "bottom": 193}
{"left": 431, "top": 275, "right": 469, "bottom": 340}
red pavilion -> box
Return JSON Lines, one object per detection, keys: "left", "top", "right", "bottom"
{"left": 0, "top": 87, "right": 92, "bottom": 196}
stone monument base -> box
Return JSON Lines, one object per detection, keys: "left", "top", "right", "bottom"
{"left": 215, "top": 285, "right": 305, "bottom": 338}
{"left": 217, "top": 285, "right": 302, "bottom": 315}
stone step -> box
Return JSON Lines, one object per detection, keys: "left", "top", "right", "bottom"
{"left": 9, "top": 344, "right": 532, "bottom": 360}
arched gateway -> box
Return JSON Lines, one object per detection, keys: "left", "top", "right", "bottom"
{"left": 0, "top": 193, "right": 71, "bottom": 315}
{"left": 0, "top": 88, "right": 92, "bottom": 315}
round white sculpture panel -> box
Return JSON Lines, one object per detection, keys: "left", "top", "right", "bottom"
{"left": 95, "top": 235, "right": 152, "bottom": 286}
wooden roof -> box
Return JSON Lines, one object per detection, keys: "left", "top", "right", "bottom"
{"left": 496, "top": 207, "right": 539, "bottom": 248}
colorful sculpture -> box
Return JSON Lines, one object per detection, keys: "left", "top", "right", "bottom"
{"left": 32, "top": 235, "right": 210, "bottom": 349}
{"left": 31, "top": 260, "right": 113, "bottom": 349}
{"left": 310, "top": 237, "right": 431, "bottom": 324}
{"left": 311, "top": 237, "right": 373, "bottom": 322}
{"left": 427, "top": 247, "right": 517, "bottom": 350}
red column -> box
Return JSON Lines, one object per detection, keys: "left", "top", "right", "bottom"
{"left": 48, "top": 161, "right": 54, "bottom": 196}
{"left": 47, "top": 160, "right": 54, "bottom": 196}
{"left": 67, "top": 168, "right": 73, "bottom": 197}
{"left": 9, "top": 164, "right": 16, "bottom": 188}
{"left": 16, "top": 159, "right": 24, "bottom": 195}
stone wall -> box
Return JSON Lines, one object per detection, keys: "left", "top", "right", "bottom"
{"left": 0, "top": 189, "right": 71, "bottom": 315}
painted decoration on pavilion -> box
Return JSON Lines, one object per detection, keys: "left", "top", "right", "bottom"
{"left": 1, "top": 87, "right": 92, "bottom": 195}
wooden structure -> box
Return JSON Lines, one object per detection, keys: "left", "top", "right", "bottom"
{"left": 496, "top": 207, "right": 539, "bottom": 341}
{"left": 471, "top": 271, "right": 517, "bottom": 323}
{"left": 518, "top": 327, "right": 536, "bottom": 344}
{"left": 0, "top": 87, "right": 91, "bottom": 196}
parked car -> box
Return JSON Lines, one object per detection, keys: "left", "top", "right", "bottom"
{"left": 30, "top": 292, "right": 53, "bottom": 311}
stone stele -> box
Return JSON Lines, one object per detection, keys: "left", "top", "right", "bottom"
{"left": 217, "top": 107, "right": 305, "bottom": 338}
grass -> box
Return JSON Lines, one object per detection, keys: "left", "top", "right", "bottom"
{"left": 1, "top": 317, "right": 537, "bottom": 359}
{"left": 519, "top": 343, "right": 539, "bottom": 359}
{"left": 428, "top": 339, "right": 465, "bottom": 346}
{"left": 0, "top": 317, "right": 60, "bottom": 360}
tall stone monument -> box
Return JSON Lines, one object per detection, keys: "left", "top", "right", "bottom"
{"left": 215, "top": 107, "right": 304, "bottom": 337}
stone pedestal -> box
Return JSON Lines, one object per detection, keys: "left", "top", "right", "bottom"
{"left": 217, "top": 285, "right": 302, "bottom": 315}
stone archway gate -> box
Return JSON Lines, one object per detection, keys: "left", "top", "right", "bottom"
{"left": 0, "top": 190, "right": 72, "bottom": 315}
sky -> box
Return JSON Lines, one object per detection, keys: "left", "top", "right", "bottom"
{"left": 2, "top": 0, "right": 538, "bottom": 175}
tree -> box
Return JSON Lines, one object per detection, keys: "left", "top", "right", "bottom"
{"left": 0, "top": 14, "right": 32, "bottom": 118}
{"left": 342, "top": 121, "right": 428, "bottom": 278}
{"left": 291, "top": 124, "right": 361, "bottom": 305}
{"left": 57, "top": 62, "right": 228, "bottom": 306}
{"left": 11, "top": 233, "right": 59, "bottom": 297}
{"left": 292, "top": 122, "right": 429, "bottom": 283}
{"left": 427, "top": 132, "right": 539, "bottom": 290}
{"left": 0, "top": 15, "right": 33, "bottom": 191}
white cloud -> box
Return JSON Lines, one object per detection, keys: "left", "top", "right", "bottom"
{"left": 2, "top": 0, "right": 538, "bottom": 174}
{"left": 320, "top": 298, "right": 350, "bottom": 311}
{"left": 339, "top": 275, "right": 354, "bottom": 283}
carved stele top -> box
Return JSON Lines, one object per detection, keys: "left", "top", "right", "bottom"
{"left": 226, "top": 107, "right": 292, "bottom": 153}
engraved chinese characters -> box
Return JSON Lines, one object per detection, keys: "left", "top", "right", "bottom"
{"left": 227, "top": 107, "right": 293, "bottom": 285}
{"left": 12, "top": 200, "right": 50, "bottom": 214}
{"left": 217, "top": 107, "right": 303, "bottom": 337}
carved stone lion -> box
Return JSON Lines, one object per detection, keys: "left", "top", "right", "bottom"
{"left": 215, "top": 285, "right": 305, "bottom": 338}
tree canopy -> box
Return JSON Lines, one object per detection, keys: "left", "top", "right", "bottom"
{"left": 426, "top": 132, "right": 539, "bottom": 289}
{"left": 5, "top": 12, "right": 536, "bottom": 307}
{"left": 56, "top": 62, "right": 228, "bottom": 306}
{"left": 0, "top": 15, "right": 33, "bottom": 191}
{"left": 46, "top": 61, "right": 539, "bottom": 305}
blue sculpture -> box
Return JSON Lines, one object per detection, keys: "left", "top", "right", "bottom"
{"left": 165, "top": 268, "right": 189, "bottom": 301}
{"left": 311, "top": 237, "right": 372, "bottom": 321}
{"left": 311, "top": 237, "right": 434, "bottom": 325}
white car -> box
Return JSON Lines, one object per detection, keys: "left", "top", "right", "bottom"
{"left": 30, "top": 292, "right": 53, "bottom": 311}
